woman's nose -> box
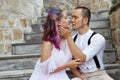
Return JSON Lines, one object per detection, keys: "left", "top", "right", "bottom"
{"left": 68, "top": 16, "right": 72, "bottom": 22}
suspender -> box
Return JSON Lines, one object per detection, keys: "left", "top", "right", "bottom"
{"left": 73, "top": 34, "right": 78, "bottom": 42}
{"left": 73, "top": 32, "right": 101, "bottom": 69}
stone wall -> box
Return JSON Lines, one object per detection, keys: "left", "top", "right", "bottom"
{"left": 0, "top": 0, "right": 43, "bottom": 55}
{"left": 0, "top": 0, "right": 113, "bottom": 55}
{"left": 109, "top": 1, "right": 120, "bottom": 60}
{"left": 43, "top": 0, "right": 113, "bottom": 13}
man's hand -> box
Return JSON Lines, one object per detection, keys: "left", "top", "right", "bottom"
{"left": 58, "top": 26, "right": 71, "bottom": 39}
{"left": 67, "top": 58, "right": 82, "bottom": 69}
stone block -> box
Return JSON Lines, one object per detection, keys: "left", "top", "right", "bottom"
{"left": 0, "top": 29, "right": 3, "bottom": 41}
{"left": 12, "top": 29, "right": 23, "bottom": 41}
{"left": 105, "top": 40, "right": 114, "bottom": 49}
{"left": 4, "top": 29, "right": 12, "bottom": 41}
{"left": 103, "top": 49, "right": 116, "bottom": 63}
{"left": 0, "top": 56, "right": 39, "bottom": 71}
{"left": 12, "top": 43, "right": 42, "bottom": 55}
{"left": 110, "top": 13, "right": 117, "bottom": 28}
{"left": 90, "top": 20, "right": 110, "bottom": 28}
{"left": 116, "top": 45, "right": 120, "bottom": 60}
{"left": 92, "top": 28, "right": 111, "bottom": 37}
{"left": 0, "top": 43, "right": 4, "bottom": 54}
{"left": 24, "top": 32, "right": 42, "bottom": 43}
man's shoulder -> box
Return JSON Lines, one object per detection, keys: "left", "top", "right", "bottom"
{"left": 92, "top": 33, "right": 105, "bottom": 42}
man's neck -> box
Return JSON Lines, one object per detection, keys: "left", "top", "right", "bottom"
{"left": 78, "top": 25, "right": 89, "bottom": 35}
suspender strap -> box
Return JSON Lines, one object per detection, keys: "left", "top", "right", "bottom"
{"left": 88, "top": 32, "right": 101, "bottom": 69}
{"left": 73, "top": 32, "right": 101, "bottom": 69}
{"left": 93, "top": 55, "right": 100, "bottom": 69}
{"left": 88, "top": 32, "right": 97, "bottom": 45}
{"left": 73, "top": 34, "right": 78, "bottom": 42}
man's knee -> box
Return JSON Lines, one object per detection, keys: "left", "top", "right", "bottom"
{"left": 71, "top": 77, "right": 82, "bottom": 80}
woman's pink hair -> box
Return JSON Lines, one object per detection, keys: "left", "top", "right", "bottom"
{"left": 42, "top": 8, "right": 63, "bottom": 49}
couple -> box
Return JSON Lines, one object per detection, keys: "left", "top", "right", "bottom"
{"left": 30, "top": 6, "right": 114, "bottom": 80}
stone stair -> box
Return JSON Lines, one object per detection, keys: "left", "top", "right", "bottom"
{"left": 0, "top": 10, "right": 120, "bottom": 80}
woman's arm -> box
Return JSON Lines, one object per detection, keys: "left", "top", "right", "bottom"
{"left": 71, "top": 68, "right": 87, "bottom": 80}
{"left": 52, "top": 58, "right": 82, "bottom": 73}
{"left": 41, "top": 41, "right": 53, "bottom": 62}
{"left": 71, "top": 68, "right": 81, "bottom": 77}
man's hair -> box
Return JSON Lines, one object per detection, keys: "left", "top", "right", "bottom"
{"left": 75, "top": 6, "right": 91, "bottom": 25}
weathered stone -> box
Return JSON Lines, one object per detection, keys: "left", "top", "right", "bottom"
{"left": 99, "top": 1, "right": 109, "bottom": 10}
{"left": 12, "top": 29, "right": 23, "bottom": 41}
{"left": 44, "top": 0, "right": 77, "bottom": 13}
{"left": 12, "top": 43, "right": 41, "bottom": 55}
{"left": 89, "top": 20, "right": 110, "bottom": 28}
{"left": 0, "top": 0, "right": 44, "bottom": 55}
{"left": 111, "top": 30, "right": 117, "bottom": 44}
{"left": 115, "top": 28, "right": 120, "bottom": 44}
{"left": 24, "top": 32, "right": 42, "bottom": 43}
{"left": 0, "top": 29, "right": 3, "bottom": 41}
{"left": 110, "top": 12, "right": 117, "bottom": 29}
{"left": 4, "top": 29, "right": 12, "bottom": 41}
{"left": 0, "top": 44, "right": 4, "bottom": 54}
{"left": 44, "top": 0, "right": 112, "bottom": 13}
{"left": 109, "top": 1, "right": 120, "bottom": 60}
{"left": 20, "top": 19, "right": 27, "bottom": 28}
{"left": 116, "top": 45, "right": 120, "bottom": 60}
{"left": 93, "top": 28, "right": 111, "bottom": 37}
{"left": 103, "top": 49, "right": 116, "bottom": 63}
{"left": 0, "top": 57, "right": 39, "bottom": 71}
{"left": 0, "top": 0, "right": 43, "bottom": 18}
{"left": 5, "top": 43, "right": 12, "bottom": 55}
{"left": 91, "top": 10, "right": 109, "bottom": 20}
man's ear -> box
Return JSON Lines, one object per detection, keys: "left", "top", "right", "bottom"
{"left": 83, "top": 17, "right": 88, "bottom": 25}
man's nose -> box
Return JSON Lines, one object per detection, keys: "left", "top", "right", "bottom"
{"left": 71, "top": 18, "right": 74, "bottom": 23}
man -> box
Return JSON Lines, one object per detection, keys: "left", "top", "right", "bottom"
{"left": 59, "top": 6, "right": 114, "bottom": 80}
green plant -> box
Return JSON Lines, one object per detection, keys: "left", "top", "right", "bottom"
{"left": 112, "top": 0, "right": 118, "bottom": 5}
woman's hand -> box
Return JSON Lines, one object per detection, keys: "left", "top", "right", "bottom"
{"left": 78, "top": 74, "right": 87, "bottom": 80}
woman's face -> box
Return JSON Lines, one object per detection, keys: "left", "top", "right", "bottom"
{"left": 58, "top": 11, "right": 70, "bottom": 29}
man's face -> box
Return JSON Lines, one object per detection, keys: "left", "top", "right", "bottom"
{"left": 71, "top": 9, "right": 84, "bottom": 30}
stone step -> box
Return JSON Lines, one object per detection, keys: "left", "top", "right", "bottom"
{"left": 92, "top": 27, "right": 112, "bottom": 38}
{"left": 24, "top": 32, "right": 42, "bottom": 44}
{"left": 0, "top": 54, "right": 39, "bottom": 71}
{"left": 24, "top": 27, "right": 112, "bottom": 42}
{"left": 36, "top": 10, "right": 110, "bottom": 32}
{"left": 12, "top": 43, "right": 42, "bottom": 55}
{"left": 0, "top": 63, "right": 119, "bottom": 80}
{"left": 89, "top": 19, "right": 110, "bottom": 29}
{"left": 0, "top": 69, "right": 32, "bottom": 80}
{"left": 103, "top": 49, "right": 116, "bottom": 64}
{"left": 12, "top": 37, "right": 114, "bottom": 55}
{"left": 0, "top": 49, "right": 116, "bottom": 71}
{"left": 12, "top": 38, "right": 114, "bottom": 54}
{"left": 91, "top": 10, "right": 109, "bottom": 21}
{"left": 39, "top": 10, "right": 110, "bottom": 24}
{"left": 37, "top": 17, "right": 110, "bottom": 29}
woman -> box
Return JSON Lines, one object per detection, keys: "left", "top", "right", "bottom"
{"left": 29, "top": 8, "right": 85, "bottom": 80}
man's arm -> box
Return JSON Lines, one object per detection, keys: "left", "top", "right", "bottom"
{"left": 67, "top": 36, "right": 86, "bottom": 62}
{"left": 59, "top": 27, "right": 86, "bottom": 62}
